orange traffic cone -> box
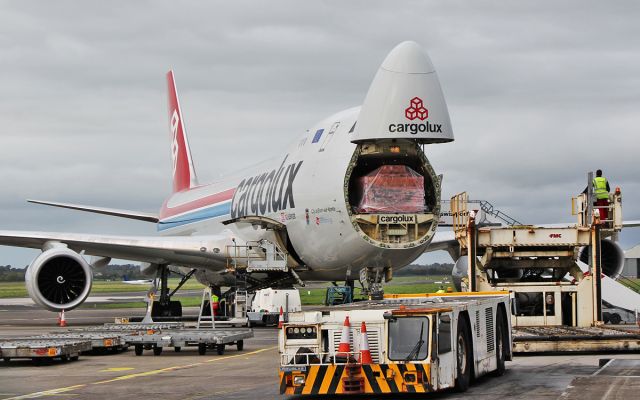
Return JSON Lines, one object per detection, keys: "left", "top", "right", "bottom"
{"left": 336, "top": 315, "right": 351, "bottom": 362}
{"left": 359, "top": 321, "right": 373, "bottom": 364}
{"left": 278, "top": 306, "right": 285, "bottom": 328}
{"left": 59, "top": 309, "right": 67, "bottom": 327}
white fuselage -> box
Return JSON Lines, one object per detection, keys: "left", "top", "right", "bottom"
{"left": 158, "top": 107, "right": 431, "bottom": 282}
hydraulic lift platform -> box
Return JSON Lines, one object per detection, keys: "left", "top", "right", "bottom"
{"left": 513, "top": 326, "right": 640, "bottom": 353}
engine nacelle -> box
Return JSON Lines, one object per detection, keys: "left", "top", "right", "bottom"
{"left": 25, "top": 247, "right": 93, "bottom": 312}
{"left": 579, "top": 239, "right": 625, "bottom": 279}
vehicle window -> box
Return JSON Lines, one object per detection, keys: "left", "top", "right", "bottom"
{"left": 438, "top": 314, "right": 452, "bottom": 354}
{"left": 388, "top": 317, "right": 429, "bottom": 361}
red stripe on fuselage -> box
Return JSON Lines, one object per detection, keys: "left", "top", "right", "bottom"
{"left": 159, "top": 188, "right": 235, "bottom": 220}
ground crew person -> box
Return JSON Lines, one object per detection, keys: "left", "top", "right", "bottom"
{"left": 591, "top": 169, "right": 611, "bottom": 221}
{"left": 436, "top": 285, "right": 445, "bottom": 294}
{"left": 211, "top": 291, "right": 220, "bottom": 316}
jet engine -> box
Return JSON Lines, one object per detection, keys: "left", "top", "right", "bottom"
{"left": 25, "top": 247, "right": 93, "bottom": 312}
{"left": 579, "top": 239, "right": 625, "bottom": 279}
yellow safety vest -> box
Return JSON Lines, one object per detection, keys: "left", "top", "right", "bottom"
{"left": 211, "top": 294, "right": 219, "bottom": 303}
{"left": 593, "top": 177, "right": 609, "bottom": 200}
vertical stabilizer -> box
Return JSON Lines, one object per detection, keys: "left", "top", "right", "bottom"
{"left": 167, "top": 70, "right": 198, "bottom": 192}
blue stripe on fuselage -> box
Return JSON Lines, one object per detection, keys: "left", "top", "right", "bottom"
{"left": 157, "top": 202, "right": 231, "bottom": 231}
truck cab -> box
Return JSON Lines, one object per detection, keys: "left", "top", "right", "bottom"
{"left": 278, "top": 292, "right": 511, "bottom": 395}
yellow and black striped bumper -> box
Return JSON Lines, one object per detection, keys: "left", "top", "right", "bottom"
{"left": 279, "top": 363, "right": 432, "bottom": 395}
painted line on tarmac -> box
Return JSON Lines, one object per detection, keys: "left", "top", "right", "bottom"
{"left": 1, "top": 384, "right": 87, "bottom": 400}
{"left": 2, "top": 346, "right": 277, "bottom": 399}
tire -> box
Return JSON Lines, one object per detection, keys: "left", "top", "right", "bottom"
{"left": 134, "top": 345, "right": 143, "bottom": 356}
{"left": 610, "top": 313, "right": 622, "bottom": 325}
{"left": 169, "top": 301, "right": 182, "bottom": 317}
{"left": 153, "top": 346, "right": 163, "bottom": 356}
{"left": 198, "top": 343, "right": 206, "bottom": 355}
{"left": 70, "top": 355, "right": 79, "bottom": 361}
{"left": 216, "top": 344, "right": 225, "bottom": 355}
{"left": 236, "top": 340, "right": 244, "bottom": 351}
{"left": 174, "top": 347, "right": 181, "bottom": 352}
{"left": 493, "top": 309, "right": 507, "bottom": 376}
{"left": 454, "top": 316, "right": 472, "bottom": 392}
{"left": 3, "top": 357, "right": 10, "bottom": 363}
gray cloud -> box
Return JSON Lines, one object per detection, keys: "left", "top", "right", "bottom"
{"left": 1, "top": 0, "right": 639, "bottom": 267}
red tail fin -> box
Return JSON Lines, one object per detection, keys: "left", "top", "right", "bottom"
{"left": 167, "top": 70, "right": 197, "bottom": 193}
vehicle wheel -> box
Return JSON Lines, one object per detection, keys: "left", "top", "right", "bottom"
{"left": 174, "top": 346, "right": 181, "bottom": 352}
{"left": 70, "top": 355, "right": 79, "bottom": 361}
{"left": 198, "top": 343, "right": 207, "bottom": 355}
{"left": 134, "top": 345, "right": 143, "bottom": 356}
{"left": 3, "top": 357, "right": 10, "bottom": 363}
{"left": 610, "top": 313, "right": 622, "bottom": 325}
{"left": 236, "top": 340, "right": 244, "bottom": 351}
{"left": 216, "top": 344, "right": 225, "bottom": 355}
{"left": 454, "top": 316, "right": 472, "bottom": 392}
{"left": 493, "top": 309, "right": 507, "bottom": 376}
{"left": 153, "top": 346, "right": 163, "bottom": 356}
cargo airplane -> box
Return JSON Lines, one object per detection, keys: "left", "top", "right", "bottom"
{"left": 2, "top": 41, "right": 634, "bottom": 317}
{"left": 0, "top": 42, "right": 458, "bottom": 316}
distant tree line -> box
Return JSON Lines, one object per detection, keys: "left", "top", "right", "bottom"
{"left": 395, "top": 262, "right": 453, "bottom": 276}
{"left": 0, "top": 264, "right": 147, "bottom": 282}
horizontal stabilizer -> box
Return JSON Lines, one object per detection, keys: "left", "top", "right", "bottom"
{"left": 28, "top": 199, "right": 159, "bottom": 223}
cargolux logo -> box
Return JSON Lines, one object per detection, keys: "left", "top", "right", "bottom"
{"left": 170, "top": 110, "right": 180, "bottom": 176}
{"left": 405, "top": 97, "right": 428, "bottom": 121}
{"left": 389, "top": 97, "right": 442, "bottom": 134}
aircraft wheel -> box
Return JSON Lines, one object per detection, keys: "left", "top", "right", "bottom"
{"left": 454, "top": 316, "right": 472, "bottom": 392}
{"left": 169, "top": 301, "right": 182, "bottom": 317}
{"left": 610, "top": 313, "right": 622, "bottom": 325}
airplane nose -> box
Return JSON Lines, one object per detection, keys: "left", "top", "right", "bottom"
{"left": 380, "top": 41, "right": 435, "bottom": 74}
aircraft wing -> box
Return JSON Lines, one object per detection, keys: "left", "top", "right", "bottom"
{"left": 28, "top": 199, "right": 159, "bottom": 223}
{"left": 424, "top": 231, "right": 457, "bottom": 252}
{"left": 0, "top": 230, "right": 232, "bottom": 267}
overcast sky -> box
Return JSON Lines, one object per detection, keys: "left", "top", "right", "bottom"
{"left": 1, "top": 0, "right": 639, "bottom": 267}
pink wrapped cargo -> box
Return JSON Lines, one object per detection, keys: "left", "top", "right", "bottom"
{"left": 356, "top": 165, "right": 425, "bottom": 214}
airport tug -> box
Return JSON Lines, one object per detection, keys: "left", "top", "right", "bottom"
{"left": 278, "top": 292, "right": 512, "bottom": 395}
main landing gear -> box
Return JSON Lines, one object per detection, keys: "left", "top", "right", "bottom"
{"left": 151, "top": 265, "right": 196, "bottom": 318}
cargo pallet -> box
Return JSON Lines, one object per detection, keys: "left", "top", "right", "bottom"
{"left": 26, "top": 332, "right": 127, "bottom": 353}
{"left": 124, "top": 328, "right": 253, "bottom": 356}
{"left": 513, "top": 326, "right": 640, "bottom": 353}
{"left": 1, "top": 338, "right": 92, "bottom": 363}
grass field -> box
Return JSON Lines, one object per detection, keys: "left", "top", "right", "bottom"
{"left": 0, "top": 278, "right": 206, "bottom": 299}
{"left": 0, "top": 274, "right": 456, "bottom": 308}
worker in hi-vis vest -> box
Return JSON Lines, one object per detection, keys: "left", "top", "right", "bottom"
{"left": 211, "top": 292, "right": 220, "bottom": 316}
{"left": 584, "top": 169, "right": 611, "bottom": 221}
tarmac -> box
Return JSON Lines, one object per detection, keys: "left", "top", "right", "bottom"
{"left": 1, "top": 306, "right": 640, "bottom": 399}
